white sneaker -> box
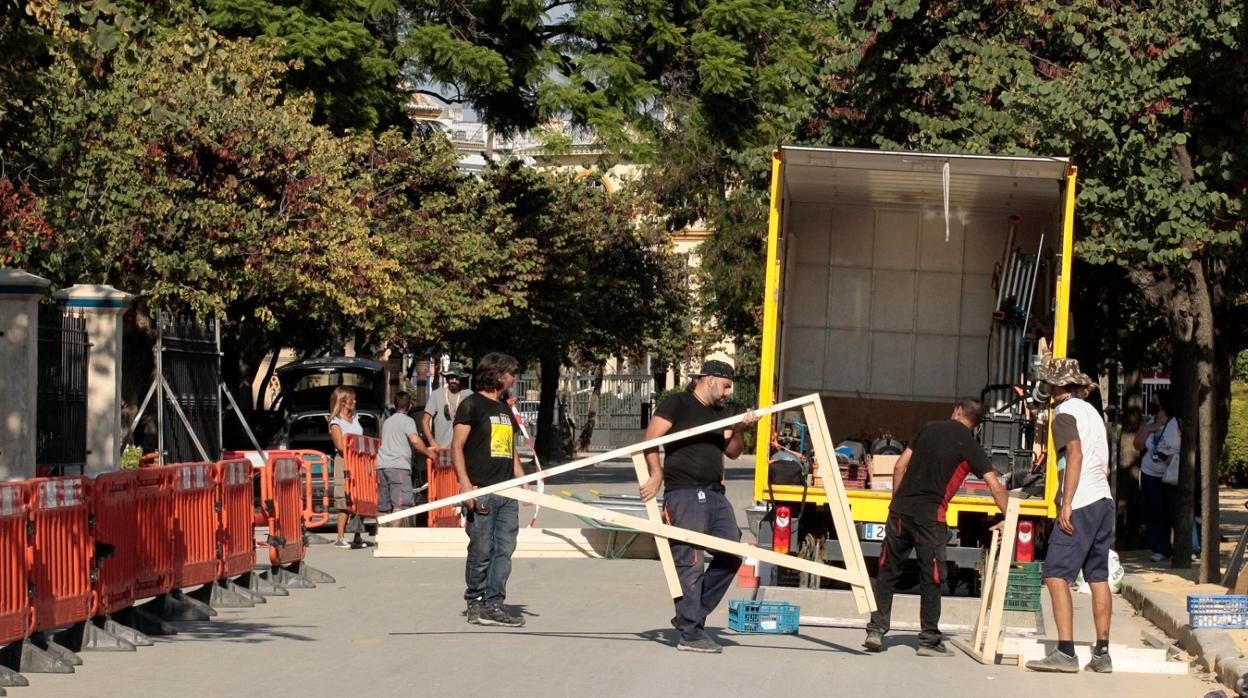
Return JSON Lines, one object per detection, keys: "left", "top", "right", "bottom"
{"left": 1149, "top": 553, "right": 1166, "bottom": 562}
{"left": 334, "top": 539, "right": 351, "bottom": 548}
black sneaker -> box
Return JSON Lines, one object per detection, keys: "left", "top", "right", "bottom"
{"left": 477, "top": 603, "right": 525, "bottom": 627}
{"left": 676, "top": 636, "right": 722, "bottom": 653}
{"left": 863, "top": 631, "right": 883, "bottom": 652}
{"left": 916, "top": 642, "right": 954, "bottom": 657}
{"left": 465, "top": 601, "right": 482, "bottom": 625}
{"left": 1026, "top": 648, "right": 1079, "bottom": 673}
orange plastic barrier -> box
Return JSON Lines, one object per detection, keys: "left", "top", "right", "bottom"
{"left": 342, "top": 435, "right": 379, "bottom": 518}
{"left": 28, "top": 477, "right": 92, "bottom": 631}
{"left": 132, "top": 467, "right": 175, "bottom": 600}
{"left": 263, "top": 455, "right": 306, "bottom": 567}
{"left": 426, "top": 450, "right": 461, "bottom": 528}
{"left": 296, "top": 450, "right": 331, "bottom": 528}
{"left": 90, "top": 470, "right": 138, "bottom": 617}
{"left": 216, "top": 459, "right": 256, "bottom": 580}
{"left": 0, "top": 481, "right": 33, "bottom": 645}
{"left": 170, "top": 462, "right": 219, "bottom": 589}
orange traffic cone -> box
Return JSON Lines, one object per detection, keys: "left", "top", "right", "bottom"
{"left": 736, "top": 543, "right": 760, "bottom": 589}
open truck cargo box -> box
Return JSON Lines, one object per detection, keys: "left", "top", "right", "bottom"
{"left": 755, "top": 147, "right": 1078, "bottom": 527}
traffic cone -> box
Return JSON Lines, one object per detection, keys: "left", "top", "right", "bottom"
{"left": 737, "top": 543, "right": 760, "bottom": 589}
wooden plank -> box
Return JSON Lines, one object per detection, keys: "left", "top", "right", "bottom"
{"left": 979, "top": 494, "right": 1022, "bottom": 663}
{"left": 971, "top": 528, "right": 1001, "bottom": 652}
{"left": 372, "top": 527, "right": 659, "bottom": 559}
{"left": 498, "top": 486, "right": 869, "bottom": 590}
{"left": 631, "top": 452, "right": 681, "bottom": 598}
{"left": 951, "top": 636, "right": 992, "bottom": 665}
{"left": 805, "top": 398, "right": 876, "bottom": 614}
{"left": 378, "top": 394, "right": 821, "bottom": 523}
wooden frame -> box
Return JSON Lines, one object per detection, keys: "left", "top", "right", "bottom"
{"left": 952, "top": 494, "right": 1021, "bottom": 664}
{"left": 378, "top": 393, "right": 877, "bottom": 614}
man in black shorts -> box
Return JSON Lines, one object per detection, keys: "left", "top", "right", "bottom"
{"left": 863, "top": 398, "right": 1009, "bottom": 656}
{"left": 639, "top": 359, "right": 757, "bottom": 653}
{"left": 1025, "top": 358, "right": 1115, "bottom": 674}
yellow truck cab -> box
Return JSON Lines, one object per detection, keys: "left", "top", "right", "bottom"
{"left": 754, "top": 146, "right": 1078, "bottom": 584}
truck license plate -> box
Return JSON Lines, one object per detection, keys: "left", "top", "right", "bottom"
{"left": 864, "top": 523, "right": 886, "bottom": 541}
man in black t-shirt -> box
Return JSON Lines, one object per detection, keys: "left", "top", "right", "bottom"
{"left": 640, "top": 359, "right": 758, "bottom": 654}
{"left": 452, "top": 352, "right": 527, "bottom": 628}
{"left": 863, "top": 398, "right": 1009, "bottom": 657}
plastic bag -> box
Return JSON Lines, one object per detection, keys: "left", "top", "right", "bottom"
{"left": 1074, "top": 550, "right": 1124, "bottom": 594}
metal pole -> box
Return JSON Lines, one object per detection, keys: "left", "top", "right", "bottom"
{"left": 215, "top": 317, "right": 223, "bottom": 461}
{"left": 162, "top": 375, "right": 211, "bottom": 462}
{"left": 995, "top": 217, "right": 1018, "bottom": 312}
{"left": 1020, "top": 233, "right": 1046, "bottom": 350}
{"left": 156, "top": 312, "right": 165, "bottom": 466}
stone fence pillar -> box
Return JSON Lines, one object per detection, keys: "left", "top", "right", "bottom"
{"left": 52, "top": 284, "right": 133, "bottom": 476}
{"left": 0, "top": 269, "right": 52, "bottom": 480}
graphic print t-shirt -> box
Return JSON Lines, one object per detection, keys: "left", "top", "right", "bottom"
{"left": 889, "top": 420, "right": 992, "bottom": 523}
{"left": 454, "top": 393, "right": 517, "bottom": 486}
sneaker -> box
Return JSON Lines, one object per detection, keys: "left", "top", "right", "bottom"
{"left": 916, "top": 642, "right": 954, "bottom": 657}
{"left": 1026, "top": 648, "right": 1080, "bottom": 673}
{"left": 676, "top": 636, "right": 722, "bottom": 653}
{"left": 477, "top": 603, "right": 525, "bottom": 627}
{"left": 466, "top": 601, "right": 482, "bottom": 625}
{"left": 333, "top": 538, "right": 350, "bottom": 548}
{"left": 1085, "top": 651, "right": 1113, "bottom": 673}
{"left": 1150, "top": 553, "right": 1167, "bottom": 562}
{"left": 349, "top": 539, "right": 370, "bottom": 550}
{"left": 862, "top": 631, "right": 883, "bottom": 652}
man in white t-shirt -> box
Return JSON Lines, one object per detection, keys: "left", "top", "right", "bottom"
{"left": 423, "top": 362, "right": 473, "bottom": 467}
{"left": 1026, "top": 357, "right": 1115, "bottom": 675}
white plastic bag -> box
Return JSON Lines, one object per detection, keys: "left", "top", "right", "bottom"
{"left": 1075, "top": 549, "right": 1124, "bottom": 594}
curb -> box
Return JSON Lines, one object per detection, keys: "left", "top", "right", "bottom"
{"left": 1121, "top": 573, "right": 1248, "bottom": 694}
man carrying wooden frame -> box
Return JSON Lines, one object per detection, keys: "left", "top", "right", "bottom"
{"left": 639, "top": 360, "right": 759, "bottom": 654}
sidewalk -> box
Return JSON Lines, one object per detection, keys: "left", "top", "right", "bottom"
{"left": 1119, "top": 488, "right": 1248, "bottom": 695}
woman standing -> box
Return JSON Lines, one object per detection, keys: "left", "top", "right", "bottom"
{"left": 328, "top": 386, "right": 365, "bottom": 548}
{"left": 1135, "top": 391, "right": 1181, "bottom": 562}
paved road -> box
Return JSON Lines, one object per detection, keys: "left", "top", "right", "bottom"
{"left": 11, "top": 457, "right": 1222, "bottom": 697}
{"left": 17, "top": 553, "right": 1216, "bottom": 697}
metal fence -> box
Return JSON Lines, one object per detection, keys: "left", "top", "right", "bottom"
{"left": 35, "top": 304, "right": 90, "bottom": 475}
{"left": 512, "top": 371, "right": 654, "bottom": 452}
{"left": 159, "top": 313, "right": 221, "bottom": 463}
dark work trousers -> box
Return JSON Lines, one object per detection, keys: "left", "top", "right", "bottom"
{"left": 663, "top": 488, "right": 743, "bottom": 642}
{"left": 865, "top": 511, "right": 948, "bottom": 647}
{"left": 1140, "top": 472, "right": 1176, "bottom": 558}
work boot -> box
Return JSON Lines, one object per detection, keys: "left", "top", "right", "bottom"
{"left": 1084, "top": 650, "right": 1113, "bottom": 673}
{"left": 862, "top": 630, "right": 883, "bottom": 652}
{"left": 676, "top": 636, "right": 722, "bottom": 654}
{"left": 1025, "top": 648, "right": 1079, "bottom": 673}
{"left": 465, "top": 600, "right": 482, "bottom": 625}
{"left": 916, "top": 642, "right": 954, "bottom": 657}
{"left": 477, "top": 603, "right": 525, "bottom": 627}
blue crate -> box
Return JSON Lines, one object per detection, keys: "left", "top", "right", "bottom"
{"left": 1188, "top": 595, "right": 1248, "bottom": 629}
{"left": 727, "top": 600, "right": 800, "bottom": 634}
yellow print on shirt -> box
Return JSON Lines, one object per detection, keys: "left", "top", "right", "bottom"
{"left": 490, "top": 422, "right": 514, "bottom": 459}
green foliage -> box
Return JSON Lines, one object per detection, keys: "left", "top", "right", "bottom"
{"left": 1222, "top": 383, "right": 1248, "bottom": 484}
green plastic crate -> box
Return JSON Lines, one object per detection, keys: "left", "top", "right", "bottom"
{"left": 1003, "top": 561, "right": 1044, "bottom": 612}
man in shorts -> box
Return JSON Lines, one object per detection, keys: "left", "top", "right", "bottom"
{"left": 1026, "top": 357, "right": 1115, "bottom": 674}
{"left": 376, "top": 392, "right": 435, "bottom": 525}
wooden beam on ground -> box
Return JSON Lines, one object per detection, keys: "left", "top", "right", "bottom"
{"left": 372, "top": 526, "right": 659, "bottom": 559}
{"left": 498, "top": 485, "right": 875, "bottom": 613}
{"left": 378, "top": 394, "right": 820, "bottom": 524}
{"left": 631, "top": 452, "right": 681, "bottom": 599}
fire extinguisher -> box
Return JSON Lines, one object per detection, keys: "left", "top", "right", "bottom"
{"left": 1015, "top": 520, "right": 1035, "bottom": 562}
{"left": 773, "top": 506, "right": 792, "bottom": 554}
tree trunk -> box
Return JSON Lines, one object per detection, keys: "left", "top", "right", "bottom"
{"left": 578, "top": 364, "right": 604, "bottom": 453}
{"left": 534, "top": 350, "right": 562, "bottom": 463}
{"left": 1172, "top": 337, "right": 1196, "bottom": 570}
{"left": 1191, "top": 258, "right": 1221, "bottom": 583}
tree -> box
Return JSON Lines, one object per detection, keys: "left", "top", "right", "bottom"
{"left": 457, "top": 162, "right": 690, "bottom": 461}
{"left": 805, "top": 0, "right": 1248, "bottom": 580}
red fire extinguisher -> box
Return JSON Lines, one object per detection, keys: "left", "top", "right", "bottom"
{"left": 1015, "top": 520, "right": 1035, "bottom": 562}
{"left": 774, "top": 506, "right": 792, "bottom": 554}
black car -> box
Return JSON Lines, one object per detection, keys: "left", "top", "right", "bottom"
{"left": 274, "top": 357, "right": 386, "bottom": 451}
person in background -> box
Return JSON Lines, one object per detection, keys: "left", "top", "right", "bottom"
{"left": 1026, "top": 358, "right": 1115, "bottom": 674}
{"left": 639, "top": 359, "right": 758, "bottom": 654}
{"left": 424, "top": 361, "right": 472, "bottom": 464}
{"left": 328, "top": 386, "right": 366, "bottom": 549}
{"left": 1134, "top": 390, "right": 1197, "bottom": 562}
{"left": 454, "top": 352, "right": 527, "bottom": 627}
{"left": 863, "top": 398, "right": 1009, "bottom": 657}
{"left": 376, "top": 392, "right": 435, "bottom": 526}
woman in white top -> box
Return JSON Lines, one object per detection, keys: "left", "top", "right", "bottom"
{"left": 1134, "top": 390, "right": 1181, "bottom": 562}
{"left": 329, "top": 386, "right": 365, "bottom": 548}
